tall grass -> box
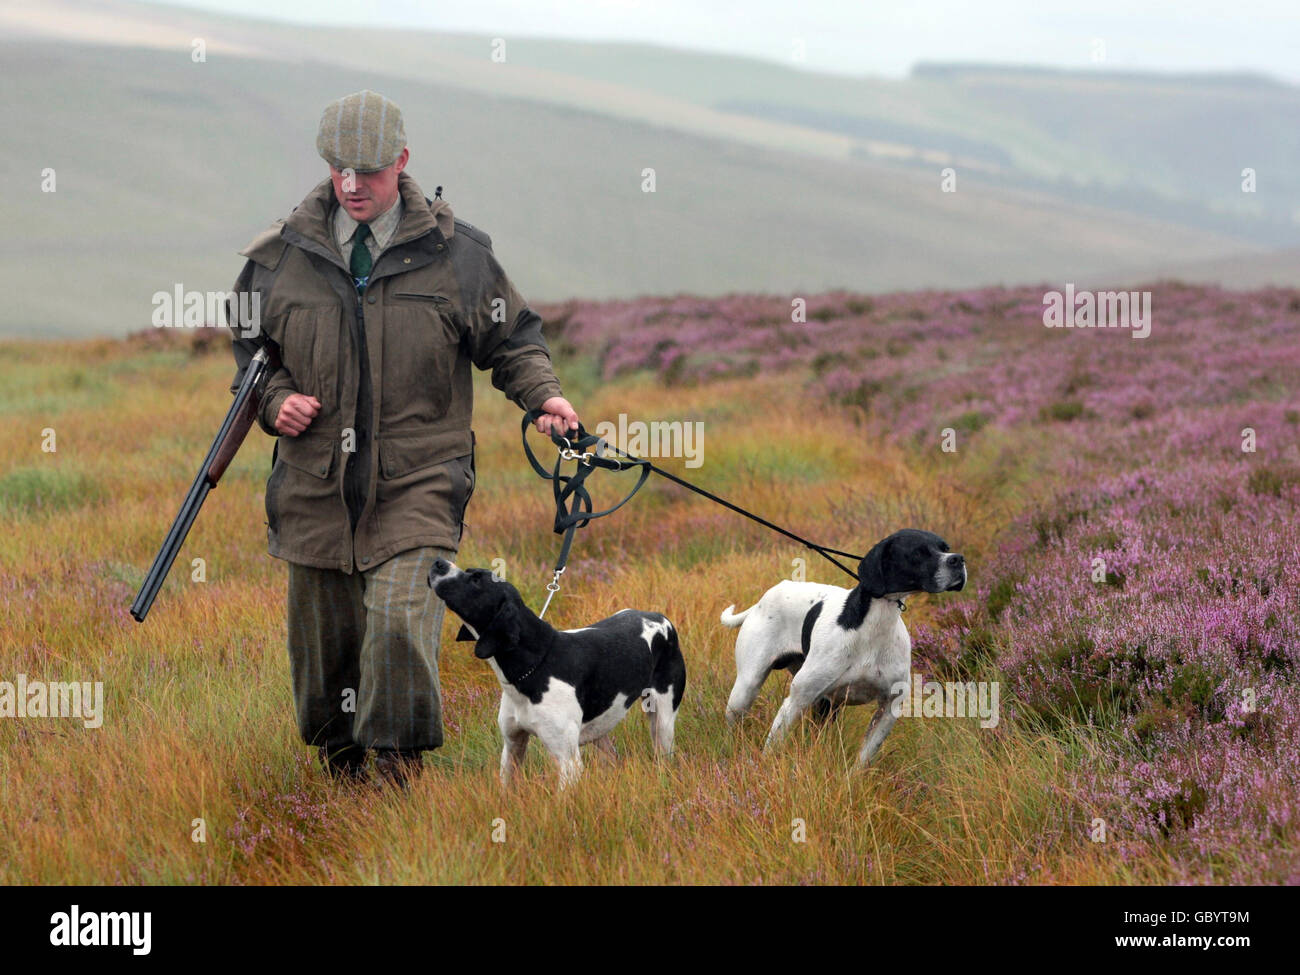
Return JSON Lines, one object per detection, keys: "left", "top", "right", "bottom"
{"left": 0, "top": 307, "right": 1276, "bottom": 884}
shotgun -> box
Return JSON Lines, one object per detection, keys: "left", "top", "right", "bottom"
{"left": 130, "top": 343, "right": 279, "bottom": 622}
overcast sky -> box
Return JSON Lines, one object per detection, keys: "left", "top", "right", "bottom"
{"left": 161, "top": 0, "right": 1300, "bottom": 82}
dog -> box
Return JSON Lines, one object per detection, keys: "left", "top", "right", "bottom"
{"left": 721, "top": 529, "right": 965, "bottom": 768}
{"left": 429, "top": 559, "right": 686, "bottom": 786}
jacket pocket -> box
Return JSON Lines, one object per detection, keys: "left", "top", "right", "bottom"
{"left": 379, "top": 434, "right": 446, "bottom": 480}
{"left": 448, "top": 437, "right": 476, "bottom": 541}
{"left": 265, "top": 452, "right": 286, "bottom": 535}
{"left": 392, "top": 290, "right": 451, "bottom": 304}
{"left": 373, "top": 432, "right": 474, "bottom": 546}
{"left": 265, "top": 435, "right": 336, "bottom": 542}
{"left": 277, "top": 433, "right": 337, "bottom": 479}
{"left": 382, "top": 293, "right": 461, "bottom": 422}
{"left": 280, "top": 305, "right": 339, "bottom": 413}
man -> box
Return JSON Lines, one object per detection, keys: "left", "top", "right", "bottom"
{"left": 225, "top": 90, "right": 579, "bottom": 787}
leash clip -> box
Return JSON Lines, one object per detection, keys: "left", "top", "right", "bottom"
{"left": 558, "top": 446, "right": 594, "bottom": 466}
{"left": 539, "top": 566, "right": 566, "bottom": 619}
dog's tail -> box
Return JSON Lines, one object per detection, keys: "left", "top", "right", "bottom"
{"left": 719, "top": 603, "right": 756, "bottom": 628}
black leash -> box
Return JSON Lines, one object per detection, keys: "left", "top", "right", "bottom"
{"left": 520, "top": 411, "right": 862, "bottom": 616}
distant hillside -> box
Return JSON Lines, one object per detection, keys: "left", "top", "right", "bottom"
{"left": 2, "top": 0, "right": 1296, "bottom": 338}
{"left": 5, "top": 38, "right": 1262, "bottom": 339}
{"left": 910, "top": 62, "right": 1288, "bottom": 87}
{"left": 1085, "top": 247, "right": 1300, "bottom": 292}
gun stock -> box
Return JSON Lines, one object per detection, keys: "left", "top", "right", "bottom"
{"left": 130, "top": 345, "right": 278, "bottom": 623}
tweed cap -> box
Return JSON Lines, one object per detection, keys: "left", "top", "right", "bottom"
{"left": 316, "top": 90, "right": 407, "bottom": 173}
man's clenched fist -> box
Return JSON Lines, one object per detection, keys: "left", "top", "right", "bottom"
{"left": 535, "top": 395, "right": 581, "bottom": 437}
{"left": 275, "top": 393, "right": 321, "bottom": 436}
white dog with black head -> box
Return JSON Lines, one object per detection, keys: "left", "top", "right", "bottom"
{"left": 721, "top": 529, "right": 966, "bottom": 768}
{"left": 429, "top": 559, "right": 685, "bottom": 787}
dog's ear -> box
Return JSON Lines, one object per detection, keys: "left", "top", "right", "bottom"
{"left": 455, "top": 624, "right": 478, "bottom": 642}
{"left": 474, "top": 594, "right": 524, "bottom": 659}
{"left": 857, "top": 535, "right": 893, "bottom": 599}
{"left": 496, "top": 593, "right": 525, "bottom": 646}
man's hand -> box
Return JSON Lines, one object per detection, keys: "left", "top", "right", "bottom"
{"left": 535, "top": 396, "right": 581, "bottom": 437}
{"left": 275, "top": 393, "right": 321, "bottom": 436}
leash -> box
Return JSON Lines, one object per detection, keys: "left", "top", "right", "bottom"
{"left": 520, "top": 411, "right": 863, "bottom": 617}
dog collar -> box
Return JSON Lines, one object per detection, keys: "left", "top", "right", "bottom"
{"left": 514, "top": 648, "right": 549, "bottom": 683}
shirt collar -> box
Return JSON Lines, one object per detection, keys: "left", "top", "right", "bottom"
{"left": 332, "top": 193, "right": 405, "bottom": 253}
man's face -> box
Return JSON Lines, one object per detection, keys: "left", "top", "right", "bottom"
{"left": 330, "top": 146, "right": 409, "bottom": 223}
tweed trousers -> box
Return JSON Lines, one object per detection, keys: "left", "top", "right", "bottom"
{"left": 286, "top": 546, "right": 453, "bottom": 754}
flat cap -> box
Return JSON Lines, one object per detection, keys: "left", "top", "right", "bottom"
{"left": 316, "top": 90, "right": 407, "bottom": 173}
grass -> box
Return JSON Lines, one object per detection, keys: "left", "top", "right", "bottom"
{"left": 0, "top": 332, "right": 1180, "bottom": 884}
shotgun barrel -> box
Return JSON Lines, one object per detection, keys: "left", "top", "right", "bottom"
{"left": 130, "top": 344, "right": 277, "bottom": 622}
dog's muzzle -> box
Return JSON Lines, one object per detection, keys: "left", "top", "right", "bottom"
{"left": 428, "top": 558, "right": 460, "bottom": 588}
{"left": 939, "top": 554, "right": 967, "bottom": 591}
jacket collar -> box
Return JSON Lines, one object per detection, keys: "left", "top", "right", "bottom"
{"left": 284, "top": 172, "right": 456, "bottom": 256}
{"left": 332, "top": 193, "right": 404, "bottom": 253}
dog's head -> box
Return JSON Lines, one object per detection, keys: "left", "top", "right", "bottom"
{"left": 856, "top": 529, "right": 966, "bottom": 599}
{"left": 428, "top": 559, "right": 525, "bottom": 659}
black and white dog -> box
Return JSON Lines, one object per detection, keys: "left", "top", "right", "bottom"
{"left": 721, "top": 529, "right": 965, "bottom": 768}
{"left": 429, "top": 559, "right": 686, "bottom": 786}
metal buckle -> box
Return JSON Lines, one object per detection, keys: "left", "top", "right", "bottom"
{"left": 539, "top": 566, "right": 565, "bottom": 619}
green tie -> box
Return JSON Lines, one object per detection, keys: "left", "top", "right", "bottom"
{"left": 350, "top": 223, "right": 373, "bottom": 291}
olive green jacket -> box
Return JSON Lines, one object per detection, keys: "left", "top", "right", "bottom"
{"left": 226, "top": 173, "right": 563, "bottom": 572}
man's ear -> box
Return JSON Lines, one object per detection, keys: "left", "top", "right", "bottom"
{"left": 858, "top": 536, "right": 892, "bottom": 599}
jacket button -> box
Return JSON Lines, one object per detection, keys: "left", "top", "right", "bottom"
{"left": 436, "top": 243, "right": 445, "bottom": 251}
{"left": 403, "top": 257, "right": 411, "bottom": 264}
{"left": 361, "top": 556, "right": 371, "bottom": 565}
{"left": 367, "top": 295, "right": 376, "bottom": 304}
{"left": 318, "top": 465, "right": 327, "bottom": 475}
